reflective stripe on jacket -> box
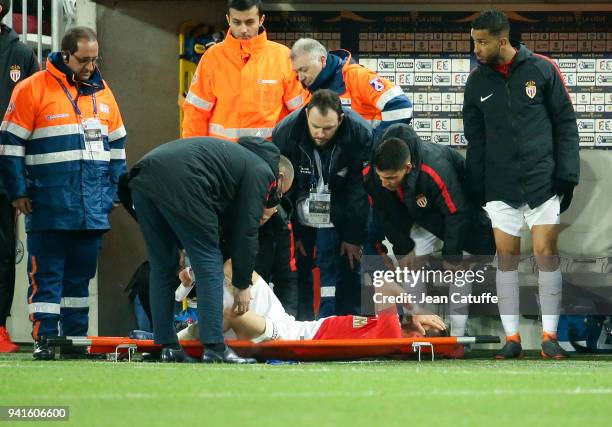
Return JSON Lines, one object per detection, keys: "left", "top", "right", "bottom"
{"left": 0, "top": 52, "right": 127, "bottom": 231}
{"left": 182, "top": 29, "right": 306, "bottom": 140}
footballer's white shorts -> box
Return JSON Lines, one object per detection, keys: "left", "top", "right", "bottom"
{"left": 176, "top": 317, "right": 326, "bottom": 342}
{"left": 253, "top": 317, "right": 326, "bottom": 342}
{"left": 484, "top": 195, "right": 560, "bottom": 237}
{"left": 410, "top": 224, "right": 442, "bottom": 256}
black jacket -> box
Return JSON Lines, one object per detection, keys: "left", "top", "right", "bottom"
{"left": 255, "top": 198, "right": 296, "bottom": 282}
{"left": 129, "top": 136, "right": 279, "bottom": 289}
{"left": 272, "top": 107, "right": 372, "bottom": 245}
{"left": 0, "top": 25, "right": 38, "bottom": 117}
{"left": 463, "top": 43, "right": 580, "bottom": 209}
{"left": 364, "top": 124, "right": 495, "bottom": 257}
{"left": 220, "top": 197, "right": 297, "bottom": 311}
{"left": 0, "top": 24, "right": 38, "bottom": 194}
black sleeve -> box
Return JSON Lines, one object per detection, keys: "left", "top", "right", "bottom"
{"left": 26, "top": 50, "right": 40, "bottom": 77}
{"left": 269, "top": 215, "right": 298, "bottom": 296}
{"left": 542, "top": 59, "right": 580, "bottom": 184}
{"left": 339, "top": 124, "right": 372, "bottom": 245}
{"left": 462, "top": 74, "right": 487, "bottom": 196}
{"left": 421, "top": 162, "right": 470, "bottom": 257}
{"left": 230, "top": 167, "right": 273, "bottom": 289}
{"left": 364, "top": 169, "right": 415, "bottom": 255}
{"left": 272, "top": 118, "right": 292, "bottom": 156}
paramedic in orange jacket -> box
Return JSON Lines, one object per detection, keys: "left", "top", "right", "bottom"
{"left": 181, "top": 0, "right": 306, "bottom": 140}
{"left": 290, "top": 38, "right": 414, "bottom": 282}
{"left": 290, "top": 38, "right": 413, "bottom": 143}
{"left": 0, "top": 27, "right": 126, "bottom": 360}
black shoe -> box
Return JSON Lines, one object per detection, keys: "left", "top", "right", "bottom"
{"left": 495, "top": 340, "right": 523, "bottom": 359}
{"left": 58, "top": 344, "right": 105, "bottom": 360}
{"left": 33, "top": 339, "right": 55, "bottom": 361}
{"left": 201, "top": 346, "right": 256, "bottom": 364}
{"left": 541, "top": 338, "right": 570, "bottom": 359}
{"left": 160, "top": 346, "right": 196, "bottom": 363}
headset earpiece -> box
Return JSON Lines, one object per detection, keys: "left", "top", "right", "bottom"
{"left": 62, "top": 52, "right": 70, "bottom": 62}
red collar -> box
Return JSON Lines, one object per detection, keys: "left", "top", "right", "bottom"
{"left": 492, "top": 49, "right": 518, "bottom": 78}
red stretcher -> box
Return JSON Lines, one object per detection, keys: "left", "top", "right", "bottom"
{"left": 45, "top": 335, "right": 500, "bottom": 361}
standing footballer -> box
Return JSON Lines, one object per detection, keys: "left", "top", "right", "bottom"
{"left": 462, "top": 10, "right": 579, "bottom": 359}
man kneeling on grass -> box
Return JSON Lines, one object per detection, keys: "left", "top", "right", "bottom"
{"left": 177, "top": 260, "right": 446, "bottom": 343}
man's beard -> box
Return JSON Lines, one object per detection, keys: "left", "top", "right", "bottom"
{"left": 483, "top": 46, "right": 502, "bottom": 65}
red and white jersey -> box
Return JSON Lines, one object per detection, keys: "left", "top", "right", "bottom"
{"left": 223, "top": 276, "right": 312, "bottom": 339}
{"left": 227, "top": 276, "right": 402, "bottom": 341}
{"left": 313, "top": 313, "right": 402, "bottom": 340}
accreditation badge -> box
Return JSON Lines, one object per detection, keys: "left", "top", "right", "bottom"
{"left": 82, "top": 118, "right": 104, "bottom": 152}
{"left": 305, "top": 189, "right": 331, "bottom": 225}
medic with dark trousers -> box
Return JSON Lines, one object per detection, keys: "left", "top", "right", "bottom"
{"left": 0, "top": 27, "right": 126, "bottom": 360}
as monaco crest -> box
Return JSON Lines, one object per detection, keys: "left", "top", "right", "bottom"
{"left": 525, "top": 80, "right": 537, "bottom": 99}
{"left": 9, "top": 65, "right": 21, "bottom": 83}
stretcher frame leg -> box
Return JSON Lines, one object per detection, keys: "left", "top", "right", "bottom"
{"left": 411, "top": 342, "right": 435, "bottom": 361}
{"left": 114, "top": 344, "right": 137, "bottom": 363}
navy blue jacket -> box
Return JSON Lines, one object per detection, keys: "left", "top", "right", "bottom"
{"left": 463, "top": 43, "right": 579, "bottom": 208}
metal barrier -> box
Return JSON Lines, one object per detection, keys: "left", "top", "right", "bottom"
{"left": 1, "top": 0, "right": 65, "bottom": 67}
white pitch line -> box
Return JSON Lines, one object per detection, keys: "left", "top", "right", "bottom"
{"left": 16, "top": 388, "right": 612, "bottom": 401}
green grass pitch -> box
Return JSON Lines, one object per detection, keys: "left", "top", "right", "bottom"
{"left": 2, "top": 352, "right": 611, "bottom": 427}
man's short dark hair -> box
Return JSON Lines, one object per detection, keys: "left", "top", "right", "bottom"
{"left": 306, "top": 89, "right": 343, "bottom": 117}
{"left": 227, "top": 0, "right": 263, "bottom": 16}
{"left": 0, "top": 0, "right": 11, "bottom": 21}
{"left": 61, "top": 26, "right": 97, "bottom": 54}
{"left": 373, "top": 137, "right": 411, "bottom": 171}
{"left": 471, "top": 10, "right": 510, "bottom": 38}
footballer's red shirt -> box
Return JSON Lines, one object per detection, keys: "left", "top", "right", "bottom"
{"left": 312, "top": 313, "right": 402, "bottom": 340}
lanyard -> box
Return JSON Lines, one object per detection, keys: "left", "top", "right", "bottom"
{"left": 312, "top": 146, "right": 335, "bottom": 192}
{"left": 53, "top": 76, "right": 97, "bottom": 119}
{"left": 312, "top": 149, "right": 325, "bottom": 192}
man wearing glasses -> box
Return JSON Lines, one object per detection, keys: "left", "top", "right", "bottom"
{"left": 0, "top": 26, "right": 126, "bottom": 360}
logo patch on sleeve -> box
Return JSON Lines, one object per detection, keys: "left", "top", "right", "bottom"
{"left": 369, "top": 78, "right": 385, "bottom": 92}
{"left": 100, "top": 103, "right": 110, "bottom": 114}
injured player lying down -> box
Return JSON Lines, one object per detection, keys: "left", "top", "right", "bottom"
{"left": 177, "top": 260, "right": 446, "bottom": 342}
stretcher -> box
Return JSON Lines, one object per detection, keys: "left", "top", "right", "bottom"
{"left": 45, "top": 335, "right": 500, "bottom": 362}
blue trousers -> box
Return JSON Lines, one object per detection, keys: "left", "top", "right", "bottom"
{"left": 131, "top": 190, "right": 224, "bottom": 346}
{"left": 27, "top": 230, "right": 102, "bottom": 339}
{"left": 296, "top": 226, "right": 361, "bottom": 320}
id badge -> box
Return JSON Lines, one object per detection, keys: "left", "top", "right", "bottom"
{"left": 305, "top": 190, "right": 331, "bottom": 224}
{"left": 82, "top": 118, "right": 104, "bottom": 152}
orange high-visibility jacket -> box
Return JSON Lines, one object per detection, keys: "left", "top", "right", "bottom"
{"left": 307, "top": 50, "right": 413, "bottom": 134}
{"left": 0, "top": 54, "right": 126, "bottom": 231}
{"left": 182, "top": 30, "right": 306, "bottom": 140}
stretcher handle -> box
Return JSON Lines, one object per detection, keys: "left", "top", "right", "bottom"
{"left": 473, "top": 335, "right": 501, "bottom": 344}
